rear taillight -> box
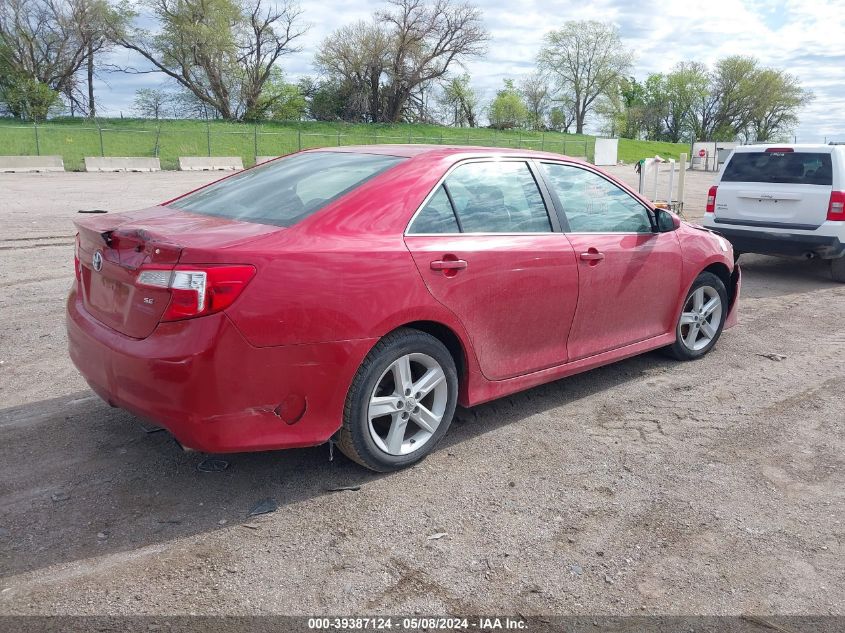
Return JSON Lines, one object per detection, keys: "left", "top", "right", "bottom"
{"left": 137, "top": 265, "right": 256, "bottom": 321}
{"left": 74, "top": 234, "right": 82, "bottom": 281}
{"left": 705, "top": 186, "right": 718, "bottom": 213}
{"left": 828, "top": 191, "right": 845, "bottom": 221}
{"left": 765, "top": 147, "right": 794, "bottom": 153}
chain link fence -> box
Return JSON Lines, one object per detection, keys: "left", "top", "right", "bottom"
{"left": 0, "top": 122, "right": 593, "bottom": 170}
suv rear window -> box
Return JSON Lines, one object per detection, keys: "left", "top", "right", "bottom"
{"left": 170, "top": 151, "right": 404, "bottom": 227}
{"left": 722, "top": 152, "right": 832, "bottom": 186}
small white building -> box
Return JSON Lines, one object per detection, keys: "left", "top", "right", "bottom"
{"left": 691, "top": 141, "right": 739, "bottom": 171}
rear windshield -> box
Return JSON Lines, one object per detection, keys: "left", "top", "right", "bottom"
{"left": 722, "top": 151, "right": 832, "bottom": 185}
{"left": 169, "top": 151, "right": 405, "bottom": 226}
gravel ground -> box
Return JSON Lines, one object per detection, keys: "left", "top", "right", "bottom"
{"left": 0, "top": 169, "right": 843, "bottom": 617}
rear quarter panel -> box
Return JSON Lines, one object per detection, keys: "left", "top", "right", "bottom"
{"left": 218, "top": 153, "right": 478, "bottom": 351}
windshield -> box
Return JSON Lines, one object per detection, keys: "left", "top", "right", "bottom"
{"left": 169, "top": 151, "right": 405, "bottom": 227}
{"left": 722, "top": 152, "right": 833, "bottom": 186}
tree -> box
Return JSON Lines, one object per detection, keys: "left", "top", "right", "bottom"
{"left": 0, "top": 0, "right": 128, "bottom": 117}
{"left": 114, "top": 0, "right": 307, "bottom": 121}
{"left": 488, "top": 79, "right": 527, "bottom": 129}
{"left": 260, "top": 69, "right": 306, "bottom": 121}
{"left": 315, "top": 0, "right": 488, "bottom": 123}
{"left": 520, "top": 74, "right": 550, "bottom": 130}
{"left": 660, "top": 63, "right": 709, "bottom": 143}
{"left": 548, "top": 104, "right": 574, "bottom": 133}
{"left": 0, "top": 72, "right": 62, "bottom": 120}
{"left": 74, "top": 0, "right": 131, "bottom": 117}
{"left": 597, "top": 76, "right": 649, "bottom": 139}
{"left": 132, "top": 87, "right": 172, "bottom": 119}
{"left": 537, "top": 21, "right": 632, "bottom": 134}
{"left": 746, "top": 68, "right": 811, "bottom": 142}
{"left": 438, "top": 74, "right": 479, "bottom": 127}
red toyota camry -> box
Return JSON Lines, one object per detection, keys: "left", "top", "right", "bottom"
{"left": 68, "top": 146, "right": 740, "bottom": 471}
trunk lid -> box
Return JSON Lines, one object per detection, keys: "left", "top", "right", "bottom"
{"left": 74, "top": 207, "right": 281, "bottom": 338}
{"left": 715, "top": 150, "right": 834, "bottom": 229}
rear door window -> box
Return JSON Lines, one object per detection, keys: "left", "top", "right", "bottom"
{"left": 170, "top": 151, "right": 405, "bottom": 227}
{"left": 722, "top": 152, "right": 833, "bottom": 185}
{"left": 444, "top": 161, "right": 552, "bottom": 233}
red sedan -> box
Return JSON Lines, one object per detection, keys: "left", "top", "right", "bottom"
{"left": 67, "top": 146, "right": 740, "bottom": 471}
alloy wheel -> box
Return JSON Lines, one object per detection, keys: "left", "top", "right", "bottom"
{"left": 367, "top": 353, "right": 448, "bottom": 456}
{"left": 678, "top": 285, "right": 723, "bottom": 351}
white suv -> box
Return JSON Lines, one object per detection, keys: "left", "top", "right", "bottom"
{"left": 702, "top": 144, "right": 845, "bottom": 281}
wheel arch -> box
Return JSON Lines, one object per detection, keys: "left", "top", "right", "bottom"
{"left": 391, "top": 320, "right": 468, "bottom": 380}
{"left": 701, "top": 261, "right": 738, "bottom": 308}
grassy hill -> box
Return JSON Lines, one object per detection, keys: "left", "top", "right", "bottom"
{"left": 0, "top": 118, "right": 690, "bottom": 171}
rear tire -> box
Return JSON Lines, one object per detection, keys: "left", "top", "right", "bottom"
{"left": 336, "top": 328, "right": 458, "bottom": 472}
{"left": 664, "top": 272, "right": 728, "bottom": 361}
{"left": 831, "top": 256, "right": 845, "bottom": 283}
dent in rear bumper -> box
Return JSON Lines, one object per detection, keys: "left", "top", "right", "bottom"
{"left": 66, "top": 288, "right": 377, "bottom": 453}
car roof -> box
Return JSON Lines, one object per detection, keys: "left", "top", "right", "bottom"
{"left": 734, "top": 143, "right": 835, "bottom": 153}
{"left": 308, "top": 144, "right": 589, "bottom": 163}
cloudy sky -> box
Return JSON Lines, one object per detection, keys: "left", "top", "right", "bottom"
{"left": 96, "top": 0, "right": 845, "bottom": 142}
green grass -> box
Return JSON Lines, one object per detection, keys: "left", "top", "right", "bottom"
{"left": 0, "top": 118, "right": 690, "bottom": 171}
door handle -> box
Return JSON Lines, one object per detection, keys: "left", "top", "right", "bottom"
{"left": 579, "top": 250, "right": 605, "bottom": 262}
{"left": 430, "top": 259, "right": 468, "bottom": 271}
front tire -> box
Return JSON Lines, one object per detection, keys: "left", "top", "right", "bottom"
{"left": 336, "top": 328, "right": 458, "bottom": 472}
{"left": 665, "top": 272, "right": 728, "bottom": 361}
{"left": 831, "top": 256, "right": 845, "bottom": 283}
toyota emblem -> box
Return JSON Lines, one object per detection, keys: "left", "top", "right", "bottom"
{"left": 92, "top": 251, "right": 103, "bottom": 272}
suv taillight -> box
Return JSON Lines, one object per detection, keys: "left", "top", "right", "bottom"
{"left": 705, "top": 186, "right": 718, "bottom": 213}
{"left": 137, "top": 264, "right": 256, "bottom": 321}
{"left": 828, "top": 191, "right": 845, "bottom": 221}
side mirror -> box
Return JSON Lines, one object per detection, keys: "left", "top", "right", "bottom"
{"left": 654, "top": 208, "right": 681, "bottom": 232}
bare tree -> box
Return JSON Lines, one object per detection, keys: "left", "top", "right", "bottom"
{"left": 316, "top": 0, "right": 488, "bottom": 123}
{"left": 132, "top": 87, "right": 172, "bottom": 119}
{"left": 315, "top": 20, "right": 389, "bottom": 122}
{"left": 114, "top": 0, "right": 308, "bottom": 120}
{"left": 520, "top": 73, "right": 550, "bottom": 130}
{"left": 0, "top": 0, "right": 87, "bottom": 111}
{"left": 537, "top": 21, "right": 632, "bottom": 134}
{"left": 0, "top": 0, "right": 126, "bottom": 117}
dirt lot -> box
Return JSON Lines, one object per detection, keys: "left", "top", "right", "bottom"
{"left": 0, "top": 168, "right": 843, "bottom": 617}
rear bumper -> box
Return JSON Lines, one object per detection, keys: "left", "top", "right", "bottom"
{"left": 66, "top": 287, "right": 376, "bottom": 453}
{"left": 708, "top": 226, "right": 845, "bottom": 259}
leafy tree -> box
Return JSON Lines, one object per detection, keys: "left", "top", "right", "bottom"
{"left": 660, "top": 63, "right": 709, "bottom": 143}
{"left": 114, "top": 0, "right": 307, "bottom": 121}
{"left": 261, "top": 69, "right": 306, "bottom": 121}
{"left": 537, "top": 20, "right": 632, "bottom": 134}
{"left": 489, "top": 79, "right": 527, "bottom": 129}
{"left": 548, "top": 104, "right": 574, "bottom": 133}
{"left": 315, "top": 0, "right": 488, "bottom": 123}
{"left": 0, "top": 72, "right": 61, "bottom": 120}
{"left": 747, "top": 68, "right": 812, "bottom": 142}
{"left": 439, "top": 74, "right": 480, "bottom": 127}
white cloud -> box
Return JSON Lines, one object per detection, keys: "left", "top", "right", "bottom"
{"left": 92, "top": 0, "right": 845, "bottom": 141}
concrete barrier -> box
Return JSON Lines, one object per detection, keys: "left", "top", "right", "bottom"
{"left": 84, "top": 157, "right": 161, "bottom": 172}
{"left": 255, "top": 156, "right": 280, "bottom": 165}
{"left": 179, "top": 156, "right": 243, "bottom": 171}
{"left": 0, "top": 156, "right": 64, "bottom": 173}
